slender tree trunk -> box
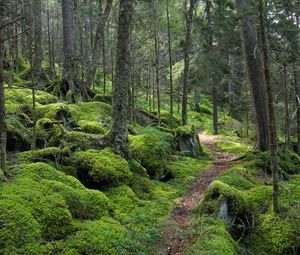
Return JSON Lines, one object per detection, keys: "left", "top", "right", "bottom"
{"left": 111, "top": 0, "right": 133, "bottom": 158}
{"left": 283, "top": 64, "right": 290, "bottom": 149}
{"left": 293, "top": 63, "right": 300, "bottom": 155}
{"left": 258, "top": 0, "right": 279, "bottom": 213}
{"left": 87, "top": 0, "right": 112, "bottom": 87}
{"left": 182, "top": 0, "right": 195, "bottom": 126}
{"left": 236, "top": 0, "right": 270, "bottom": 151}
{"left": 102, "top": 27, "right": 107, "bottom": 95}
{"left": 0, "top": 3, "right": 7, "bottom": 173}
{"left": 47, "top": 8, "right": 54, "bottom": 78}
{"left": 154, "top": 22, "right": 161, "bottom": 125}
{"left": 212, "top": 83, "right": 218, "bottom": 135}
{"left": 166, "top": 0, "right": 174, "bottom": 129}
{"left": 206, "top": 0, "right": 218, "bottom": 134}
{"left": 62, "top": 0, "right": 76, "bottom": 97}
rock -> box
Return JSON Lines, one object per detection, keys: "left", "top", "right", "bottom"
{"left": 173, "top": 126, "right": 203, "bottom": 158}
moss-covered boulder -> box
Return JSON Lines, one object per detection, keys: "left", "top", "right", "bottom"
{"left": 0, "top": 162, "right": 112, "bottom": 253}
{"left": 159, "top": 110, "right": 180, "bottom": 128}
{"left": 134, "top": 108, "right": 157, "bottom": 126}
{"left": 173, "top": 126, "right": 203, "bottom": 158}
{"left": 0, "top": 200, "right": 44, "bottom": 255}
{"left": 247, "top": 213, "right": 300, "bottom": 255}
{"left": 187, "top": 217, "right": 239, "bottom": 255}
{"left": 71, "top": 148, "right": 133, "bottom": 189}
{"left": 129, "top": 132, "right": 172, "bottom": 178}
{"left": 17, "top": 147, "right": 70, "bottom": 163}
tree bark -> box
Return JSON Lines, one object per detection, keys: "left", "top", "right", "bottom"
{"left": 236, "top": 0, "right": 270, "bottom": 151}
{"left": 0, "top": 2, "right": 7, "bottom": 173}
{"left": 257, "top": 0, "right": 279, "bottom": 213}
{"left": 283, "top": 64, "right": 290, "bottom": 149}
{"left": 111, "top": 0, "right": 133, "bottom": 158}
{"left": 62, "top": 0, "right": 76, "bottom": 97}
{"left": 206, "top": 0, "right": 218, "bottom": 134}
{"left": 87, "top": 0, "right": 112, "bottom": 87}
{"left": 182, "top": 0, "right": 195, "bottom": 126}
{"left": 154, "top": 20, "right": 161, "bottom": 125}
{"left": 166, "top": 0, "right": 174, "bottom": 129}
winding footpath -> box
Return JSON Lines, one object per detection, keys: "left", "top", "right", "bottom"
{"left": 162, "top": 132, "right": 237, "bottom": 255}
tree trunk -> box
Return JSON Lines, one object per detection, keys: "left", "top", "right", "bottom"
{"left": 154, "top": 21, "right": 161, "bottom": 125}
{"left": 87, "top": 0, "right": 112, "bottom": 87}
{"left": 166, "top": 0, "right": 174, "bottom": 129}
{"left": 0, "top": 4, "right": 7, "bottom": 173}
{"left": 62, "top": 0, "right": 76, "bottom": 97}
{"left": 283, "top": 64, "right": 290, "bottom": 149}
{"left": 257, "top": 0, "right": 279, "bottom": 213}
{"left": 236, "top": 0, "right": 270, "bottom": 151}
{"left": 182, "top": 0, "right": 195, "bottom": 126}
{"left": 111, "top": 0, "right": 133, "bottom": 158}
{"left": 293, "top": 63, "right": 300, "bottom": 155}
{"left": 212, "top": 83, "right": 218, "bottom": 135}
{"left": 206, "top": 0, "right": 218, "bottom": 134}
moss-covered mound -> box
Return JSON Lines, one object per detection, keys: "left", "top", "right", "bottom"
{"left": 0, "top": 162, "right": 111, "bottom": 254}
{"left": 173, "top": 125, "right": 203, "bottom": 158}
{"left": 129, "top": 130, "right": 172, "bottom": 178}
{"left": 70, "top": 148, "right": 133, "bottom": 189}
{"left": 187, "top": 217, "right": 239, "bottom": 255}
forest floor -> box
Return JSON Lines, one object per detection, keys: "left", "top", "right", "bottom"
{"left": 161, "top": 131, "right": 238, "bottom": 255}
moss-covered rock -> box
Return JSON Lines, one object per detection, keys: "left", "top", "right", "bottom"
{"left": 71, "top": 148, "right": 133, "bottom": 189}
{"left": 76, "top": 120, "right": 107, "bottom": 134}
{"left": 0, "top": 162, "right": 113, "bottom": 253}
{"left": 173, "top": 126, "right": 203, "bottom": 158}
{"left": 129, "top": 132, "right": 172, "bottom": 178}
{"left": 159, "top": 110, "right": 180, "bottom": 128}
{"left": 187, "top": 217, "right": 239, "bottom": 255}
{"left": 247, "top": 213, "right": 300, "bottom": 255}
{"left": 0, "top": 199, "right": 44, "bottom": 255}
{"left": 134, "top": 108, "right": 157, "bottom": 126}
{"left": 200, "top": 180, "right": 250, "bottom": 217}
{"left": 17, "top": 147, "right": 70, "bottom": 163}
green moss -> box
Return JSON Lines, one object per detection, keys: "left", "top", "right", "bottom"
{"left": 216, "top": 139, "right": 250, "bottom": 156}
{"left": 17, "top": 147, "right": 70, "bottom": 163}
{"left": 129, "top": 132, "right": 171, "bottom": 178}
{"left": 187, "top": 217, "right": 239, "bottom": 255}
{"left": 167, "top": 157, "right": 211, "bottom": 192}
{"left": 199, "top": 180, "right": 249, "bottom": 216}
{"left": 55, "top": 218, "right": 136, "bottom": 255}
{"left": 76, "top": 120, "right": 107, "bottom": 134}
{"left": 0, "top": 162, "right": 113, "bottom": 252}
{"left": 71, "top": 148, "right": 133, "bottom": 188}
{"left": 217, "top": 165, "right": 260, "bottom": 191}
{"left": 159, "top": 110, "right": 180, "bottom": 127}
{"left": 0, "top": 199, "right": 44, "bottom": 255}
{"left": 248, "top": 213, "right": 300, "bottom": 255}
{"left": 36, "top": 103, "right": 70, "bottom": 120}
{"left": 128, "top": 159, "right": 149, "bottom": 177}
{"left": 68, "top": 101, "right": 112, "bottom": 124}
{"left": 45, "top": 180, "right": 111, "bottom": 220}
{"left": 5, "top": 88, "right": 56, "bottom": 114}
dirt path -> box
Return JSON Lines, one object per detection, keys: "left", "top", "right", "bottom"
{"left": 162, "top": 132, "right": 237, "bottom": 255}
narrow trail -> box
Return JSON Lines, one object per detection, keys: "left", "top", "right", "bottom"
{"left": 162, "top": 131, "right": 237, "bottom": 255}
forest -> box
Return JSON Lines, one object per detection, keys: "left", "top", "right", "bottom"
{"left": 0, "top": 0, "right": 299, "bottom": 254}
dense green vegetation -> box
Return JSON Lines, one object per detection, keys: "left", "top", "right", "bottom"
{"left": 0, "top": 0, "right": 300, "bottom": 254}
